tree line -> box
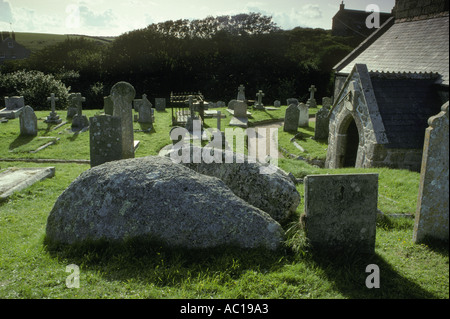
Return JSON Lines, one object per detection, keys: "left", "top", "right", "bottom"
{"left": 0, "top": 13, "right": 360, "bottom": 110}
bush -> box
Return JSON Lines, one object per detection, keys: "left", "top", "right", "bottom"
{"left": 0, "top": 70, "right": 70, "bottom": 110}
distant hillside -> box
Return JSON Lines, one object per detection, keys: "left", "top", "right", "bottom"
{"left": 11, "top": 32, "right": 116, "bottom": 53}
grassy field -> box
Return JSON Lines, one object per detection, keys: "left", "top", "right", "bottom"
{"left": 12, "top": 32, "right": 114, "bottom": 53}
{"left": 0, "top": 105, "right": 448, "bottom": 300}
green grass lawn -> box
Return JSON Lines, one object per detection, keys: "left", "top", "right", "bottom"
{"left": 13, "top": 32, "right": 114, "bottom": 53}
{"left": 0, "top": 106, "right": 448, "bottom": 299}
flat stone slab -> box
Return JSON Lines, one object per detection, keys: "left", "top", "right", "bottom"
{"left": 0, "top": 167, "right": 55, "bottom": 201}
{"left": 229, "top": 116, "right": 248, "bottom": 128}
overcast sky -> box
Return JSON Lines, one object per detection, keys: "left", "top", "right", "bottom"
{"left": 0, "top": 0, "right": 396, "bottom": 36}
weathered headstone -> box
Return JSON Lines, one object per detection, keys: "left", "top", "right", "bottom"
{"left": 229, "top": 101, "right": 249, "bottom": 128}
{"left": 103, "top": 96, "right": 114, "bottom": 115}
{"left": 314, "top": 106, "right": 330, "bottom": 140}
{"left": 67, "top": 93, "right": 85, "bottom": 119}
{"left": 228, "top": 99, "right": 239, "bottom": 110}
{"left": 134, "top": 94, "right": 154, "bottom": 123}
{"left": 298, "top": 102, "right": 309, "bottom": 127}
{"left": 71, "top": 93, "right": 89, "bottom": 130}
{"left": 89, "top": 115, "right": 123, "bottom": 167}
{"left": 283, "top": 103, "right": 299, "bottom": 132}
{"left": 44, "top": 93, "right": 62, "bottom": 124}
{"left": 304, "top": 173, "right": 378, "bottom": 254}
{"left": 19, "top": 105, "right": 37, "bottom": 136}
{"left": 274, "top": 100, "right": 281, "bottom": 108}
{"left": 111, "top": 81, "right": 136, "bottom": 159}
{"left": 155, "top": 98, "right": 166, "bottom": 111}
{"left": 307, "top": 85, "right": 317, "bottom": 108}
{"left": 217, "top": 101, "right": 226, "bottom": 108}
{"left": 322, "top": 97, "right": 332, "bottom": 109}
{"left": 237, "top": 84, "right": 245, "bottom": 101}
{"left": 0, "top": 96, "right": 25, "bottom": 119}
{"left": 254, "top": 90, "right": 265, "bottom": 110}
{"left": 287, "top": 98, "right": 299, "bottom": 106}
{"left": 413, "top": 102, "right": 449, "bottom": 243}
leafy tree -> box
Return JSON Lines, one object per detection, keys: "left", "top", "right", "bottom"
{"left": 0, "top": 70, "right": 70, "bottom": 110}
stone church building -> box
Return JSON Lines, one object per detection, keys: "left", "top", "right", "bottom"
{"left": 326, "top": 0, "right": 449, "bottom": 171}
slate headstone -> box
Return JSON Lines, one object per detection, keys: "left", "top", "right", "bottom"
{"left": 89, "top": 115, "right": 123, "bottom": 167}
{"left": 274, "top": 100, "right": 281, "bottom": 108}
{"left": 155, "top": 98, "right": 166, "bottom": 111}
{"left": 304, "top": 173, "right": 378, "bottom": 254}
{"left": 283, "top": 104, "right": 299, "bottom": 132}
{"left": 104, "top": 96, "right": 114, "bottom": 115}
{"left": 413, "top": 102, "right": 449, "bottom": 243}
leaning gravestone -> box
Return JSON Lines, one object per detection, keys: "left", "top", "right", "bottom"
{"left": 45, "top": 156, "right": 284, "bottom": 250}
{"left": 19, "top": 105, "right": 38, "bottom": 136}
{"left": 413, "top": 102, "right": 449, "bottom": 243}
{"left": 89, "top": 115, "right": 123, "bottom": 167}
{"left": 283, "top": 104, "right": 299, "bottom": 132}
{"left": 0, "top": 96, "right": 25, "bottom": 119}
{"left": 111, "top": 81, "right": 136, "bottom": 159}
{"left": 304, "top": 173, "right": 378, "bottom": 254}
{"left": 155, "top": 98, "right": 166, "bottom": 111}
{"left": 298, "top": 102, "right": 309, "bottom": 127}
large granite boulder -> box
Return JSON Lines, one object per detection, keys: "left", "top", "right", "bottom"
{"left": 164, "top": 145, "right": 300, "bottom": 224}
{"left": 45, "top": 156, "right": 284, "bottom": 250}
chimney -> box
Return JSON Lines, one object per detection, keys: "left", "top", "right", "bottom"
{"left": 340, "top": 1, "right": 345, "bottom": 11}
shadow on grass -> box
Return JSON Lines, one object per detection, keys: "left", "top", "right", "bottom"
{"left": 8, "top": 135, "right": 35, "bottom": 150}
{"left": 44, "top": 236, "right": 287, "bottom": 287}
{"left": 308, "top": 249, "right": 439, "bottom": 298}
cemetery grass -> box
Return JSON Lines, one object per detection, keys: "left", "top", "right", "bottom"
{"left": 0, "top": 109, "right": 448, "bottom": 299}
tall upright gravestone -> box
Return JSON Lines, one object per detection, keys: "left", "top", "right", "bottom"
{"left": 413, "top": 102, "right": 449, "bottom": 243}
{"left": 89, "top": 115, "right": 123, "bottom": 167}
{"left": 283, "top": 104, "right": 299, "bottom": 132}
{"left": 298, "top": 102, "right": 309, "bottom": 127}
{"left": 314, "top": 97, "right": 332, "bottom": 140}
{"left": 111, "top": 81, "right": 136, "bottom": 159}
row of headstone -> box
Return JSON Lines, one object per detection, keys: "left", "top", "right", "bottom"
{"left": 283, "top": 95, "right": 332, "bottom": 135}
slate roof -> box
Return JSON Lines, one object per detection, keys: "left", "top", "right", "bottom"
{"left": 335, "top": 15, "right": 450, "bottom": 86}
{"left": 370, "top": 75, "right": 442, "bottom": 149}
